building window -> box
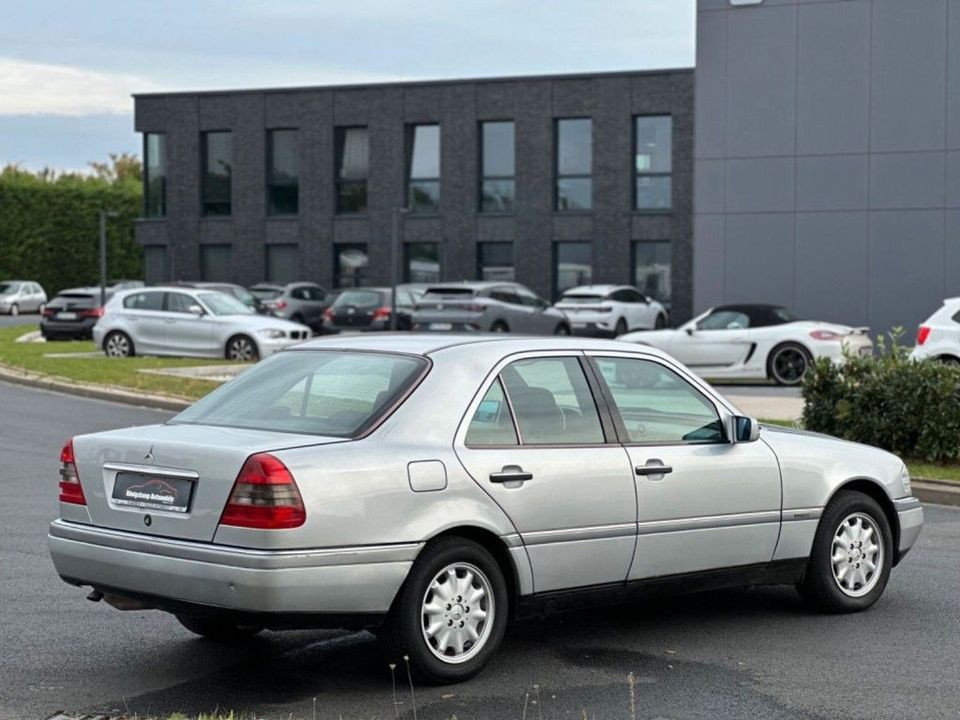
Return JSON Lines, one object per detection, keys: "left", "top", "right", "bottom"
{"left": 200, "top": 244, "right": 232, "bottom": 280}
{"left": 480, "top": 121, "right": 515, "bottom": 212}
{"left": 554, "top": 241, "right": 592, "bottom": 298}
{"left": 334, "top": 243, "right": 369, "bottom": 288}
{"left": 265, "top": 244, "right": 299, "bottom": 283}
{"left": 335, "top": 127, "right": 369, "bottom": 214}
{"left": 143, "top": 245, "right": 168, "bottom": 284}
{"left": 201, "top": 131, "right": 232, "bottom": 216}
{"left": 555, "top": 118, "right": 592, "bottom": 211}
{"left": 405, "top": 242, "right": 441, "bottom": 283}
{"left": 634, "top": 116, "right": 672, "bottom": 211}
{"left": 632, "top": 241, "right": 672, "bottom": 304}
{"left": 407, "top": 124, "right": 440, "bottom": 214}
{"left": 267, "top": 129, "right": 298, "bottom": 215}
{"left": 477, "top": 242, "right": 514, "bottom": 281}
{"left": 143, "top": 133, "right": 166, "bottom": 218}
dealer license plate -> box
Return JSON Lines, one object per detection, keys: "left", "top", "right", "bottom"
{"left": 111, "top": 471, "right": 195, "bottom": 513}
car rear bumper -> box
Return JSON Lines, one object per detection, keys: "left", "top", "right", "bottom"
{"left": 48, "top": 519, "right": 416, "bottom": 615}
{"left": 41, "top": 319, "right": 98, "bottom": 339}
{"left": 895, "top": 497, "right": 923, "bottom": 564}
{"left": 569, "top": 322, "right": 618, "bottom": 338}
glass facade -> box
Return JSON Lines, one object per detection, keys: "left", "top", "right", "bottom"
{"left": 477, "top": 242, "right": 514, "bottom": 281}
{"left": 407, "top": 124, "right": 440, "bottom": 213}
{"left": 267, "top": 129, "right": 298, "bottom": 215}
{"left": 405, "top": 242, "right": 441, "bottom": 283}
{"left": 201, "top": 131, "right": 232, "bottom": 216}
{"left": 336, "top": 127, "right": 369, "bottom": 213}
{"left": 554, "top": 242, "right": 592, "bottom": 297}
{"left": 632, "top": 241, "right": 672, "bottom": 303}
{"left": 143, "top": 133, "right": 166, "bottom": 217}
{"left": 200, "top": 244, "right": 232, "bottom": 280}
{"left": 480, "top": 121, "right": 515, "bottom": 212}
{"left": 555, "top": 118, "right": 592, "bottom": 211}
{"left": 634, "top": 116, "right": 672, "bottom": 211}
{"left": 334, "top": 243, "right": 369, "bottom": 288}
{"left": 265, "top": 244, "right": 299, "bottom": 283}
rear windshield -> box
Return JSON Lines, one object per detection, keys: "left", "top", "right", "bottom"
{"left": 561, "top": 294, "right": 605, "bottom": 304}
{"left": 424, "top": 287, "right": 476, "bottom": 296}
{"left": 251, "top": 287, "right": 282, "bottom": 300}
{"left": 50, "top": 293, "right": 96, "bottom": 308}
{"left": 334, "top": 290, "right": 384, "bottom": 308}
{"left": 172, "top": 351, "right": 428, "bottom": 437}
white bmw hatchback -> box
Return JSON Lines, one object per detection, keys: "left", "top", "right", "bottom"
{"left": 93, "top": 287, "right": 311, "bottom": 361}
{"left": 909, "top": 298, "right": 960, "bottom": 364}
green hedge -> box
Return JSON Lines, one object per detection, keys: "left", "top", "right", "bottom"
{"left": 802, "top": 332, "right": 960, "bottom": 462}
{"left": 0, "top": 166, "right": 142, "bottom": 295}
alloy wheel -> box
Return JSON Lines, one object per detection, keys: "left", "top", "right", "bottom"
{"left": 831, "top": 512, "right": 884, "bottom": 598}
{"left": 772, "top": 347, "right": 808, "bottom": 384}
{"left": 228, "top": 337, "right": 256, "bottom": 361}
{"left": 105, "top": 333, "right": 130, "bottom": 358}
{"left": 421, "top": 562, "right": 495, "bottom": 664}
{"left": 9, "top": 304, "right": 18, "bottom": 317}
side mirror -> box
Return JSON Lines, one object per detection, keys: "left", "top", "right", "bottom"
{"left": 733, "top": 416, "right": 760, "bottom": 443}
{"left": 187, "top": 304, "right": 205, "bottom": 316}
{"left": 685, "top": 326, "right": 695, "bottom": 336}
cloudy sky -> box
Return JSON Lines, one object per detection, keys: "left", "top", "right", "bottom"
{"left": 0, "top": 1, "right": 694, "bottom": 172}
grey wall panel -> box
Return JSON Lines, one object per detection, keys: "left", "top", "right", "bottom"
{"left": 947, "top": 151, "right": 960, "bottom": 208}
{"left": 950, "top": 0, "right": 960, "bottom": 148}
{"left": 868, "top": 210, "right": 945, "bottom": 332}
{"left": 724, "top": 157, "right": 795, "bottom": 213}
{"left": 725, "top": 5, "right": 797, "bottom": 157}
{"left": 797, "top": 0, "right": 871, "bottom": 155}
{"left": 795, "top": 212, "right": 868, "bottom": 325}
{"left": 946, "top": 210, "right": 960, "bottom": 297}
{"left": 693, "top": 214, "right": 725, "bottom": 312}
{"left": 695, "top": 159, "right": 726, "bottom": 214}
{"left": 723, "top": 213, "right": 795, "bottom": 307}
{"left": 869, "top": 152, "right": 946, "bottom": 209}
{"left": 694, "top": 10, "right": 727, "bottom": 160}
{"left": 796, "top": 155, "right": 869, "bottom": 211}
{"left": 870, "top": 0, "right": 947, "bottom": 152}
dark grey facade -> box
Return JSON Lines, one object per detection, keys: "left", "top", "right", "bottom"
{"left": 134, "top": 69, "right": 695, "bottom": 320}
{"left": 695, "top": 0, "right": 960, "bottom": 335}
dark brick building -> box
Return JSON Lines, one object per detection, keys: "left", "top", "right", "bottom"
{"left": 134, "top": 69, "right": 694, "bottom": 320}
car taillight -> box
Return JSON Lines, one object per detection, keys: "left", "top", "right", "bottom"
{"left": 323, "top": 307, "right": 334, "bottom": 321}
{"left": 810, "top": 330, "right": 843, "bottom": 341}
{"left": 917, "top": 326, "right": 931, "bottom": 345}
{"left": 461, "top": 304, "right": 486, "bottom": 313}
{"left": 58, "top": 439, "right": 86, "bottom": 505}
{"left": 372, "top": 306, "right": 391, "bottom": 320}
{"left": 41, "top": 307, "right": 55, "bottom": 317}
{"left": 274, "top": 300, "right": 287, "bottom": 310}
{"left": 596, "top": 305, "right": 613, "bottom": 314}
{"left": 219, "top": 453, "right": 306, "bottom": 529}
{"left": 79, "top": 307, "right": 104, "bottom": 319}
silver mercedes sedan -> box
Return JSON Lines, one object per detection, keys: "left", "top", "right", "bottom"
{"left": 48, "top": 335, "right": 923, "bottom": 683}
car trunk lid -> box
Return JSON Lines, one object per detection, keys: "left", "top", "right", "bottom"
{"left": 71, "top": 423, "right": 346, "bottom": 541}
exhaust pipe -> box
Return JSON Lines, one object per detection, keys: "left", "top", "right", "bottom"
{"left": 87, "top": 588, "right": 153, "bottom": 611}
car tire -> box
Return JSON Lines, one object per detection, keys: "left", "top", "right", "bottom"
{"left": 655, "top": 313, "right": 667, "bottom": 329}
{"left": 490, "top": 321, "right": 509, "bottom": 333}
{"left": 104, "top": 331, "right": 135, "bottom": 358}
{"left": 554, "top": 323, "right": 571, "bottom": 336}
{"left": 796, "top": 490, "right": 893, "bottom": 614}
{"left": 9, "top": 303, "right": 18, "bottom": 317}
{"left": 767, "top": 342, "right": 812, "bottom": 386}
{"left": 614, "top": 318, "right": 628, "bottom": 336}
{"left": 226, "top": 334, "right": 259, "bottom": 362}
{"left": 175, "top": 614, "right": 263, "bottom": 642}
{"left": 937, "top": 355, "right": 960, "bottom": 365}
{"left": 379, "top": 537, "right": 508, "bottom": 684}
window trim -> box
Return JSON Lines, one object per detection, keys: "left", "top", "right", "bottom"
{"left": 265, "top": 127, "right": 300, "bottom": 217}
{"left": 632, "top": 114, "right": 673, "bottom": 213}
{"left": 406, "top": 123, "right": 441, "bottom": 215}
{"left": 200, "top": 129, "right": 233, "bottom": 217}
{"left": 142, "top": 132, "right": 167, "bottom": 218}
{"left": 552, "top": 240, "right": 593, "bottom": 301}
{"left": 554, "top": 117, "right": 593, "bottom": 212}
{"left": 478, "top": 119, "right": 516, "bottom": 214}
{"left": 476, "top": 241, "right": 515, "bottom": 282}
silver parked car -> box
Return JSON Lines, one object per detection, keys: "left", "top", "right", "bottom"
{"left": 49, "top": 335, "right": 922, "bottom": 683}
{"left": 250, "top": 282, "right": 332, "bottom": 330}
{"left": 0, "top": 280, "right": 47, "bottom": 315}
{"left": 412, "top": 282, "right": 571, "bottom": 334}
{"left": 92, "top": 287, "right": 311, "bottom": 361}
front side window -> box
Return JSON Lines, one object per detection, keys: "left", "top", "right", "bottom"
{"left": 407, "top": 124, "right": 440, "bottom": 213}
{"left": 500, "top": 357, "right": 604, "bottom": 445}
{"left": 465, "top": 379, "right": 518, "bottom": 447}
{"left": 166, "top": 292, "right": 199, "bottom": 314}
{"left": 594, "top": 357, "right": 724, "bottom": 444}
{"left": 698, "top": 310, "right": 750, "bottom": 330}
{"left": 267, "top": 129, "right": 299, "bottom": 215}
{"left": 555, "top": 118, "right": 592, "bottom": 211}
{"left": 197, "top": 292, "right": 253, "bottom": 316}
{"left": 634, "top": 116, "right": 672, "bottom": 211}
{"left": 480, "top": 121, "right": 515, "bottom": 212}
{"left": 632, "top": 241, "right": 672, "bottom": 304}
{"left": 335, "top": 127, "right": 369, "bottom": 213}
{"left": 201, "top": 131, "right": 232, "bottom": 216}
{"left": 554, "top": 242, "right": 592, "bottom": 299}
{"left": 334, "top": 243, "right": 369, "bottom": 288}
{"left": 173, "top": 351, "right": 428, "bottom": 437}
{"left": 143, "top": 133, "right": 167, "bottom": 217}
{"left": 405, "top": 242, "right": 440, "bottom": 283}
{"left": 477, "top": 242, "right": 514, "bottom": 281}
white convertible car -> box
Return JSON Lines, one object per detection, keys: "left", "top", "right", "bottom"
{"left": 619, "top": 304, "right": 873, "bottom": 385}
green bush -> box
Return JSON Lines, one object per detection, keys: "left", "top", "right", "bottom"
{"left": 802, "top": 330, "right": 960, "bottom": 462}
{"left": 0, "top": 161, "right": 142, "bottom": 295}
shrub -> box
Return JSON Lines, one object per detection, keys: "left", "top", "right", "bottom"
{"left": 802, "top": 329, "right": 960, "bottom": 462}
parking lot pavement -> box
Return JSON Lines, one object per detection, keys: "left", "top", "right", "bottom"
{"left": 0, "top": 314, "right": 38, "bottom": 329}
{"left": 3, "top": 380, "right": 958, "bottom": 720}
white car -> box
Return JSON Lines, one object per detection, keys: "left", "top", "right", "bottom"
{"left": 553, "top": 285, "right": 668, "bottom": 337}
{"left": 93, "top": 287, "right": 311, "bottom": 361}
{"left": 909, "top": 298, "right": 960, "bottom": 364}
{"left": 619, "top": 304, "right": 873, "bottom": 385}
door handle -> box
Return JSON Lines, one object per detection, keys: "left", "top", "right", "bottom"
{"left": 490, "top": 466, "right": 533, "bottom": 483}
{"left": 635, "top": 463, "right": 673, "bottom": 477}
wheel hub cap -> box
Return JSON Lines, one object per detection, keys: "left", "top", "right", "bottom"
{"left": 831, "top": 512, "right": 883, "bottom": 598}
{"left": 421, "top": 562, "right": 494, "bottom": 664}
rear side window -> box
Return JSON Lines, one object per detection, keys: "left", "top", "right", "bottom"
{"left": 699, "top": 310, "right": 749, "bottom": 330}
{"left": 465, "top": 379, "right": 518, "bottom": 446}
{"left": 173, "top": 351, "right": 428, "bottom": 437}
{"left": 123, "top": 291, "right": 164, "bottom": 311}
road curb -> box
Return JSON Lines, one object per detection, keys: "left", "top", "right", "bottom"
{"left": 0, "top": 364, "right": 191, "bottom": 412}
{"left": 912, "top": 479, "right": 960, "bottom": 507}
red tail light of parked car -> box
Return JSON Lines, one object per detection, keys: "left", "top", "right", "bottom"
{"left": 58, "top": 439, "right": 86, "bottom": 505}
{"left": 219, "top": 453, "right": 306, "bottom": 530}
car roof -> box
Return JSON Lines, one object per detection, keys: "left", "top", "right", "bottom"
{"left": 712, "top": 303, "right": 787, "bottom": 313}
{"left": 425, "top": 281, "right": 522, "bottom": 291}
{"left": 1, "top": 279, "right": 31, "bottom": 284}
{"left": 562, "top": 284, "right": 631, "bottom": 295}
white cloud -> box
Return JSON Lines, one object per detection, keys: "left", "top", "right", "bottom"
{"left": 0, "top": 57, "right": 160, "bottom": 116}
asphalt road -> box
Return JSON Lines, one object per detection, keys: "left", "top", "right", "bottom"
{"left": 1, "top": 380, "right": 958, "bottom": 720}
{"left": 0, "top": 314, "right": 40, "bottom": 329}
